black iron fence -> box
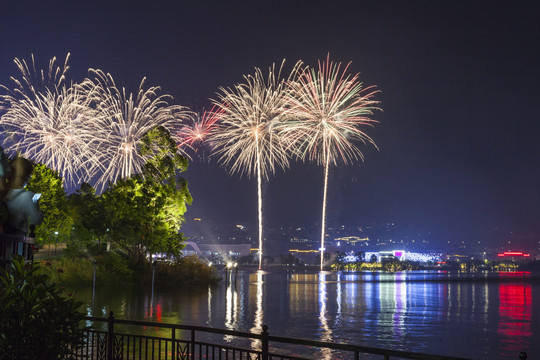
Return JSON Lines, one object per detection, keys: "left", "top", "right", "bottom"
{"left": 0, "top": 233, "right": 36, "bottom": 271}
{"left": 74, "top": 311, "right": 475, "bottom": 360}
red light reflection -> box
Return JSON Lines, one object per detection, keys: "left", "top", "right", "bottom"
{"left": 498, "top": 271, "right": 531, "bottom": 278}
{"left": 498, "top": 283, "right": 532, "bottom": 344}
{"left": 156, "top": 303, "right": 162, "bottom": 323}
{"left": 144, "top": 300, "right": 163, "bottom": 330}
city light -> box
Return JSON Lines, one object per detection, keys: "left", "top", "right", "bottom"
{"left": 497, "top": 251, "right": 531, "bottom": 257}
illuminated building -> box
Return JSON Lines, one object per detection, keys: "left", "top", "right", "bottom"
{"left": 346, "top": 251, "right": 442, "bottom": 263}
{"left": 182, "top": 242, "right": 251, "bottom": 264}
{"left": 497, "top": 251, "right": 531, "bottom": 258}
{"left": 334, "top": 236, "right": 369, "bottom": 246}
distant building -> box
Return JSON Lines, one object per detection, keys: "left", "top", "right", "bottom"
{"left": 363, "top": 250, "right": 442, "bottom": 263}
{"left": 497, "top": 251, "right": 531, "bottom": 259}
{"left": 446, "top": 254, "right": 471, "bottom": 262}
{"left": 334, "top": 236, "right": 369, "bottom": 246}
{"left": 182, "top": 242, "right": 251, "bottom": 264}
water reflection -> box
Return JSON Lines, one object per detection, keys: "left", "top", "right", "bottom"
{"left": 393, "top": 272, "right": 407, "bottom": 340}
{"left": 207, "top": 285, "right": 212, "bottom": 324}
{"left": 498, "top": 282, "right": 532, "bottom": 353}
{"left": 374, "top": 273, "right": 408, "bottom": 344}
{"left": 249, "top": 271, "right": 264, "bottom": 350}
{"left": 335, "top": 273, "right": 342, "bottom": 327}
{"left": 77, "top": 270, "right": 539, "bottom": 360}
{"left": 224, "top": 276, "right": 239, "bottom": 340}
{"left": 318, "top": 272, "right": 333, "bottom": 359}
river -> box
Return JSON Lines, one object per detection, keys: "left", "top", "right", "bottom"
{"left": 75, "top": 269, "right": 540, "bottom": 359}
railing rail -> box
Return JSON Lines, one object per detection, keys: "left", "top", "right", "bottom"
{"left": 73, "top": 311, "right": 480, "bottom": 360}
{"left": 0, "top": 233, "right": 36, "bottom": 271}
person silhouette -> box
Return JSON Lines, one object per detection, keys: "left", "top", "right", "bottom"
{"left": 3, "top": 157, "right": 43, "bottom": 235}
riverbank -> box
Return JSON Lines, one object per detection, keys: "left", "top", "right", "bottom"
{"left": 36, "top": 251, "right": 220, "bottom": 287}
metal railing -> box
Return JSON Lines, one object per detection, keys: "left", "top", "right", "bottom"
{"left": 73, "top": 311, "right": 476, "bottom": 360}
{"left": 0, "top": 233, "right": 36, "bottom": 271}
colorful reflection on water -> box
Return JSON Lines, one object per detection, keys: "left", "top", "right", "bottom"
{"left": 498, "top": 281, "right": 532, "bottom": 354}
{"left": 78, "top": 270, "right": 540, "bottom": 359}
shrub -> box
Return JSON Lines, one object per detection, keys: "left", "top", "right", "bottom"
{"left": 38, "top": 251, "right": 134, "bottom": 286}
{"left": 38, "top": 257, "right": 94, "bottom": 286}
{"left": 37, "top": 252, "right": 219, "bottom": 287}
{"left": 0, "top": 256, "right": 86, "bottom": 359}
{"left": 96, "top": 251, "right": 133, "bottom": 281}
{"left": 152, "top": 255, "right": 220, "bottom": 285}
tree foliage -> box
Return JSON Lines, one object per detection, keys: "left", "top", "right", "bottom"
{"left": 23, "top": 126, "right": 192, "bottom": 265}
{"left": 98, "top": 126, "right": 192, "bottom": 263}
{"left": 0, "top": 257, "right": 86, "bottom": 359}
{"left": 67, "top": 182, "right": 108, "bottom": 249}
{"left": 26, "top": 163, "right": 72, "bottom": 246}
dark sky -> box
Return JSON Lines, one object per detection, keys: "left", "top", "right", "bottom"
{"left": 1, "top": 1, "right": 539, "bottom": 247}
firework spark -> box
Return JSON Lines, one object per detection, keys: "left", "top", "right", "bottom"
{"left": 81, "top": 69, "right": 191, "bottom": 189}
{"left": 177, "top": 107, "right": 221, "bottom": 159}
{"left": 1, "top": 55, "right": 192, "bottom": 191}
{"left": 211, "top": 61, "right": 300, "bottom": 269}
{"left": 281, "top": 55, "right": 380, "bottom": 270}
{"left": 0, "top": 54, "right": 100, "bottom": 186}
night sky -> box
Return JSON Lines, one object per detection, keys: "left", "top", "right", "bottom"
{"left": 1, "top": 1, "right": 539, "bottom": 248}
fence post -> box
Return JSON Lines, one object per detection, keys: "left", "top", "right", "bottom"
{"left": 171, "top": 328, "right": 175, "bottom": 360}
{"left": 519, "top": 352, "right": 527, "bottom": 359}
{"left": 191, "top": 329, "right": 196, "bottom": 360}
{"left": 107, "top": 311, "right": 114, "bottom": 360}
{"left": 261, "top": 325, "right": 269, "bottom": 360}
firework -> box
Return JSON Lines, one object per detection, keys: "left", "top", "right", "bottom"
{"left": 176, "top": 107, "right": 221, "bottom": 159}
{"left": 81, "top": 69, "right": 191, "bottom": 189}
{"left": 211, "top": 61, "right": 300, "bottom": 269}
{"left": 281, "top": 55, "right": 380, "bottom": 270}
{"left": 0, "top": 54, "right": 100, "bottom": 186}
{"left": 0, "top": 55, "right": 192, "bottom": 191}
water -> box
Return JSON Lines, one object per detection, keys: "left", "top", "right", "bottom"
{"left": 77, "top": 270, "right": 540, "bottom": 359}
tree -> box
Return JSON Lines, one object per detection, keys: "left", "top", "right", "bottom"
{"left": 26, "top": 163, "right": 72, "bottom": 246}
{"left": 100, "top": 127, "right": 192, "bottom": 265}
{"left": 237, "top": 254, "right": 255, "bottom": 265}
{"left": 0, "top": 257, "right": 86, "bottom": 359}
{"left": 382, "top": 258, "right": 403, "bottom": 272}
{"left": 67, "top": 182, "right": 108, "bottom": 250}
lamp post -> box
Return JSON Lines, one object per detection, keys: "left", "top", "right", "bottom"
{"left": 54, "top": 231, "right": 58, "bottom": 256}
{"left": 92, "top": 259, "right": 96, "bottom": 304}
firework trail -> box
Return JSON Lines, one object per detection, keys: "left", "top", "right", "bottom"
{"left": 0, "top": 54, "right": 100, "bottom": 186}
{"left": 281, "top": 55, "right": 380, "bottom": 270}
{"left": 211, "top": 61, "right": 300, "bottom": 269}
{"left": 81, "top": 69, "right": 191, "bottom": 189}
